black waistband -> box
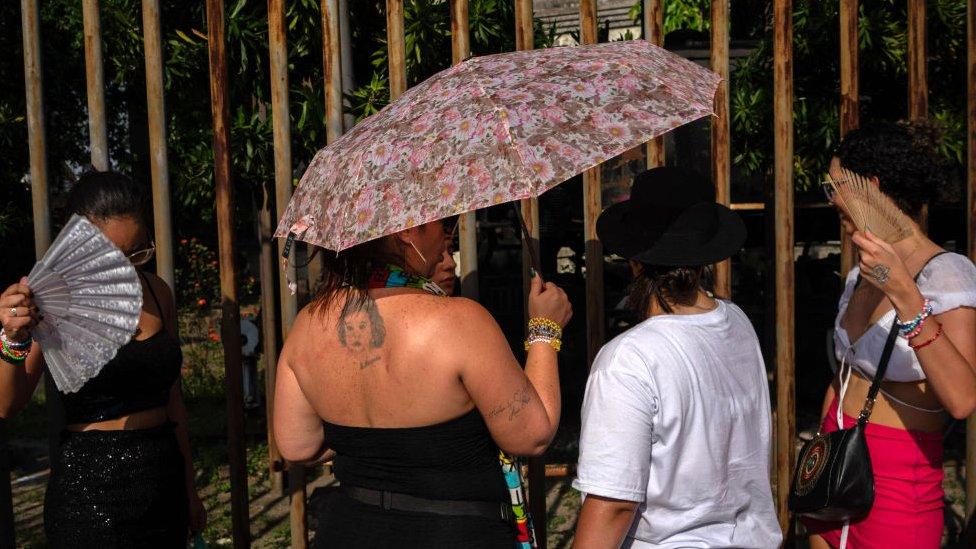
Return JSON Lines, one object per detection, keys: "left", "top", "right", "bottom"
{"left": 341, "top": 486, "right": 511, "bottom": 523}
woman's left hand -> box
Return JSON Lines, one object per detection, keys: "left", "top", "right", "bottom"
{"left": 851, "top": 230, "right": 914, "bottom": 300}
{"left": 188, "top": 490, "right": 207, "bottom": 534}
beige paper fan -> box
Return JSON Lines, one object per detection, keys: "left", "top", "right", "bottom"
{"left": 830, "top": 168, "right": 915, "bottom": 243}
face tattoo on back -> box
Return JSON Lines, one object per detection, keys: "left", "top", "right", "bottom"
{"left": 337, "top": 296, "right": 387, "bottom": 369}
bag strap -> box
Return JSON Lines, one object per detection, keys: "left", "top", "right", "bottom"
{"left": 855, "top": 250, "right": 949, "bottom": 424}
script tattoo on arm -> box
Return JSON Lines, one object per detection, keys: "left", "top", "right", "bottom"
{"left": 487, "top": 378, "right": 533, "bottom": 421}
{"left": 337, "top": 295, "right": 387, "bottom": 369}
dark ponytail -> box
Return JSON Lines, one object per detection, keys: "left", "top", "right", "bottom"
{"left": 629, "top": 264, "right": 713, "bottom": 318}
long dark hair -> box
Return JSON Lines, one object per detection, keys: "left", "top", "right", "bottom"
{"left": 66, "top": 170, "right": 146, "bottom": 223}
{"left": 629, "top": 263, "right": 713, "bottom": 318}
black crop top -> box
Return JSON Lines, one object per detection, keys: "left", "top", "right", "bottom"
{"left": 324, "top": 409, "right": 509, "bottom": 503}
{"left": 60, "top": 274, "right": 183, "bottom": 424}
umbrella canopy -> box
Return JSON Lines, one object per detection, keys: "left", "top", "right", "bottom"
{"left": 276, "top": 40, "right": 721, "bottom": 251}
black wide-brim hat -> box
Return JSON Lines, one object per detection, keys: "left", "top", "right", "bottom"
{"left": 597, "top": 167, "right": 746, "bottom": 266}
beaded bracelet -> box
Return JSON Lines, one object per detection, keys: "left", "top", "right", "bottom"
{"left": 0, "top": 328, "right": 32, "bottom": 351}
{"left": 0, "top": 338, "right": 29, "bottom": 363}
{"left": 908, "top": 322, "right": 943, "bottom": 351}
{"left": 897, "top": 299, "right": 932, "bottom": 338}
{"left": 524, "top": 317, "right": 562, "bottom": 352}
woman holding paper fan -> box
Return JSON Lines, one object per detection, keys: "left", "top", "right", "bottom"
{"left": 0, "top": 171, "right": 206, "bottom": 546}
{"left": 803, "top": 122, "right": 976, "bottom": 549}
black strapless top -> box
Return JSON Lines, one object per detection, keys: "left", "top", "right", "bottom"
{"left": 60, "top": 274, "right": 182, "bottom": 424}
{"left": 323, "top": 409, "right": 508, "bottom": 503}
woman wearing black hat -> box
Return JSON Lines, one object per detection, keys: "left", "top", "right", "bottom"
{"left": 571, "top": 168, "right": 781, "bottom": 548}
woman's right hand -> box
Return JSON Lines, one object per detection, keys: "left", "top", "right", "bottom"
{"left": 1, "top": 277, "right": 39, "bottom": 343}
{"left": 527, "top": 272, "right": 572, "bottom": 328}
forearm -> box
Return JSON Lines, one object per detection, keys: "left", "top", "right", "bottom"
{"left": 0, "top": 345, "right": 42, "bottom": 418}
{"left": 524, "top": 343, "right": 561, "bottom": 437}
{"left": 573, "top": 496, "right": 638, "bottom": 549}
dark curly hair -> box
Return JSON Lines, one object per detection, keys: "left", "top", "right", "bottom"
{"left": 66, "top": 170, "right": 146, "bottom": 223}
{"left": 834, "top": 121, "right": 946, "bottom": 219}
{"left": 629, "top": 264, "right": 714, "bottom": 318}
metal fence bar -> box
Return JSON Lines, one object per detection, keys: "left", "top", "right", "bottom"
{"left": 579, "top": 0, "right": 605, "bottom": 369}
{"left": 773, "top": 0, "right": 796, "bottom": 532}
{"left": 204, "top": 0, "right": 250, "bottom": 546}
{"left": 966, "top": 0, "right": 976, "bottom": 524}
{"left": 711, "top": 0, "right": 731, "bottom": 298}
{"left": 451, "top": 0, "right": 479, "bottom": 299}
{"left": 839, "top": 0, "right": 859, "bottom": 278}
{"left": 82, "top": 0, "right": 109, "bottom": 171}
{"left": 643, "top": 0, "right": 664, "bottom": 168}
{"left": 142, "top": 0, "right": 176, "bottom": 295}
{"left": 387, "top": 0, "right": 406, "bottom": 100}
{"left": 908, "top": 0, "right": 927, "bottom": 120}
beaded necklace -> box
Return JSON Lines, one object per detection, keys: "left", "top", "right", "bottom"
{"left": 367, "top": 264, "right": 447, "bottom": 296}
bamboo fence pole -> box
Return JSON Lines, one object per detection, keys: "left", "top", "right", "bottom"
{"left": 643, "top": 0, "right": 664, "bottom": 168}
{"left": 580, "top": 0, "right": 605, "bottom": 370}
{"left": 710, "top": 0, "right": 731, "bottom": 298}
{"left": 908, "top": 0, "right": 928, "bottom": 120}
{"left": 387, "top": 0, "right": 406, "bottom": 99}
{"left": 514, "top": 2, "right": 546, "bottom": 545}
{"left": 82, "top": 0, "right": 109, "bottom": 171}
{"left": 966, "top": 0, "right": 976, "bottom": 523}
{"left": 142, "top": 0, "right": 176, "bottom": 295}
{"left": 267, "top": 1, "right": 308, "bottom": 545}
{"left": 205, "top": 1, "right": 250, "bottom": 545}
{"left": 451, "top": 0, "right": 479, "bottom": 299}
{"left": 773, "top": 0, "right": 796, "bottom": 533}
{"left": 839, "top": 0, "right": 859, "bottom": 277}
{"left": 323, "top": 0, "right": 343, "bottom": 142}
{"left": 256, "top": 184, "right": 283, "bottom": 492}
{"left": 338, "top": 0, "right": 355, "bottom": 130}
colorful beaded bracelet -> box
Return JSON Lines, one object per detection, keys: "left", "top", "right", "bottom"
{"left": 909, "top": 322, "right": 943, "bottom": 351}
{"left": 524, "top": 317, "right": 562, "bottom": 352}
{"left": 897, "top": 299, "right": 932, "bottom": 338}
{"left": 0, "top": 328, "right": 32, "bottom": 351}
{"left": 1, "top": 339, "right": 29, "bottom": 363}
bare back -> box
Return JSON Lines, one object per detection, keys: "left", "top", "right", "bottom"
{"left": 285, "top": 288, "right": 476, "bottom": 428}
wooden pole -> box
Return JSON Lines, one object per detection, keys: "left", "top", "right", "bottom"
{"left": 256, "top": 184, "right": 283, "bottom": 492}
{"left": 580, "top": 0, "right": 605, "bottom": 369}
{"left": 773, "top": 0, "right": 796, "bottom": 533}
{"left": 142, "top": 0, "right": 176, "bottom": 295}
{"left": 839, "top": 0, "right": 859, "bottom": 277}
{"left": 268, "top": 1, "right": 307, "bottom": 546}
{"left": 908, "top": 0, "right": 927, "bottom": 120}
{"left": 643, "top": 0, "right": 664, "bottom": 168}
{"left": 205, "top": 1, "right": 250, "bottom": 546}
{"left": 451, "top": 0, "right": 479, "bottom": 299}
{"left": 22, "top": 0, "right": 50, "bottom": 258}
{"left": 338, "top": 0, "right": 355, "bottom": 130}
{"left": 82, "top": 0, "right": 109, "bottom": 171}
{"left": 387, "top": 0, "right": 406, "bottom": 99}
{"left": 966, "top": 0, "right": 976, "bottom": 524}
{"left": 710, "top": 0, "right": 731, "bottom": 298}
{"left": 322, "top": 0, "right": 343, "bottom": 142}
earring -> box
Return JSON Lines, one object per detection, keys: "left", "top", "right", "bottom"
{"left": 407, "top": 240, "right": 428, "bottom": 268}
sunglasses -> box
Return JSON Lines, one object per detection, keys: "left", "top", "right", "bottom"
{"left": 126, "top": 241, "right": 156, "bottom": 266}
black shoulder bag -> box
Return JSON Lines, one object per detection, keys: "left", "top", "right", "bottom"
{"left": 788, "top": 254, "right": 945, "bottom": 521}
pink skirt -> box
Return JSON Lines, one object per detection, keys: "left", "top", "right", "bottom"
{"left": 800, "top": 398, "right": 944, "bottom": 548}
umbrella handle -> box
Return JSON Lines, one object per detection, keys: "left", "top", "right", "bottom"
{"left": 514, "top": 204, "right": 542, "bottom": 279}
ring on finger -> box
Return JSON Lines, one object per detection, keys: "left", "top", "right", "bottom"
{"left": 8, "top": 307, "right": 16, "bottom": 317}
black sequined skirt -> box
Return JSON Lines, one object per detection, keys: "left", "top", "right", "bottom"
{"left": 44, "top": 422, "right": 188, "bottom": 548}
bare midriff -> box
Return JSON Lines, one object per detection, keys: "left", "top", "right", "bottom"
{"left": 833, "top": 372, "right": 945, "bottom": 433}
{"left": 66, "top": 406, "right": 169, "bottom": 432}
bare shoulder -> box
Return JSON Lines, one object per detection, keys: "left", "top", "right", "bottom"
{"left": 431, "top": 296, "right": 497, "bottom": 328}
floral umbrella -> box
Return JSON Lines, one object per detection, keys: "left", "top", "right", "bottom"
{"left": 276, "top": 40, "right": 721, "bottom": 251}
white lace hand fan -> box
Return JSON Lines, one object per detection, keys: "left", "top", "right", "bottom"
{"left": 27, "top": 214, "right": 143, "bottom": 393}
{"left": 831, "top": 168, "right": 915, "bottom": 243}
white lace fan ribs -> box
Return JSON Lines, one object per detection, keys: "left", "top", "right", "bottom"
{"left": 27, "top": 215, "right": 143, "bottom": 393}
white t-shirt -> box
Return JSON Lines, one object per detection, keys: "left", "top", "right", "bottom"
{"left": 573, "top": 300, "right": 782, "bottom": 549}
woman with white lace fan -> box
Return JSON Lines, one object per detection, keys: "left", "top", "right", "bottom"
{"left": 0, "top": 171, "right": 206, "bottom": 546}
{"left": 802, "top": 122, "right": 976, "bottom": 549}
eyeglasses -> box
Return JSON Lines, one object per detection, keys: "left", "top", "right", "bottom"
{"left": 820, "top": 177, "right": 850, "bottom": 203}
{"left": 126, "top": 241, "right": 156, "bottom": 266}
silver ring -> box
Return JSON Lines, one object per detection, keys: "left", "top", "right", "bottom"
{"left": 8, "top": 308, "right": 16, "bottom": 317}
{"left": 871, "top": 264, "right": 891, "bottom": 285}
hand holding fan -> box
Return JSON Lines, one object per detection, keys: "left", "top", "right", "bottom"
{"left": 28, "top": 215, "right": 143, "bottom": 393}
{"left": 830, "top": 168, "right": 915, "bottom": 243}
